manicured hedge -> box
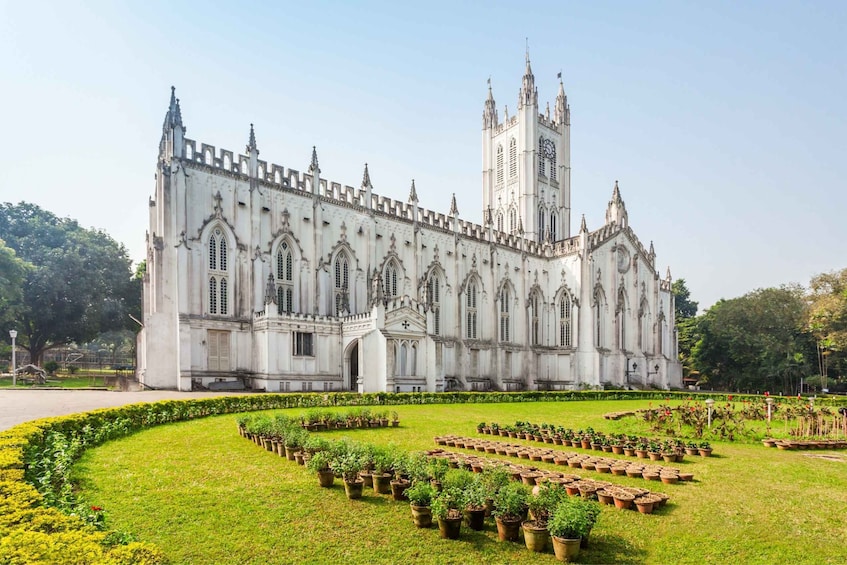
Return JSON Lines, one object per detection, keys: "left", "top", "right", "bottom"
{"left": 0, "top": 389, "right": 836, "bottom": 563}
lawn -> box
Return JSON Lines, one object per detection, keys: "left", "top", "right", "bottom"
{"left": 72, "top": 400, "right": 846, "bottom": 564}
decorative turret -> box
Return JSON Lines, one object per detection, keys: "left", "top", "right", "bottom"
{"left": 361, "top": 163, "right": 372, "bottom": 210}
{"left": 648, "top": 241, "right": 656, "bottom": 263}
{"left": 580, "top": 214, "right": 588, "bottom": 233}
{"left": 408, "top": 179, "right": 418, "bottom": 203}
{"left": 449, "top": 193, "right": 459, "bottom": 216}
{"left": 308, "top": 146, "right": 320, "bottom": 195}
{"left": 605, "top": 180, "right": 628, "bottom": 228}
{"left": 554, "top": 75, "right": 568, "bottom": 125}
{"left": 665, "top": 266, "right": 672, "bottom": 282}
{"left": 483, "top": 79, "right": 498, "bottom": 129}
{"left": 519, "top": 49, "right": 538, "bottom": 109}
{"left": 246, "top": 123, "right": 259, "bottom": 181}
{"left": 308, "top": 146, "right": 320, "bottom": 175}
{"left": 159, "top": 86, "right": 185, "bottom": 159}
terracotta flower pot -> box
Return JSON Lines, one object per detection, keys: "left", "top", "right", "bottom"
{"left": 372, "top": 472, "right": 392, "bottom": 495}
{"left": 552, "top": 536, "right": 581, "bottom": 562}
{"left": 464, "top": 507, "right": 486, "bottom": 531}
{"left": 438, "top": 515, "right": 463, "bottom": 540}
{"left": 390, "top": 479, "right": 410, "bottom": 500}
{"left": 613, "top": 492, "right": 634, "bottom": 510}
{"left": 344, "top": 478, "right": 365, "bottom": 499}
{"left": 495, "top": 516, "right": 523, "bottom": 542}
{"left": 317, "top": 470, "right": 335, "bottom": 488}
{"left": 410, "top": 504, "right": 432, "bottom": 528}
{"left": 522, "top": 520, "right": 550, "bottom": 553}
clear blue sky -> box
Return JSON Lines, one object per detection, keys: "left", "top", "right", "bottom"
{"left": 1, "top": 0, "right": 845, "bottom": 311}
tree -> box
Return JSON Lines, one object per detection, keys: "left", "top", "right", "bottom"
{"left": 690, "top": 286, "right": 813, "bottom": 392}
{"left": 806, "top": 268, "right": 847, "bottom": 387}
{"left": 671, "top": 279, "right": 698, "bottom": 320}
{"left": 0, "top": 202, "right": 139, "bottom": 365}
{"left": 0, "top": 239, "right": 31, "bottom": 331}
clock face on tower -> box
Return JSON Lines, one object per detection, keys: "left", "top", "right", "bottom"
{"left": 542, "top": 138, "right": 555, "bottom": 159}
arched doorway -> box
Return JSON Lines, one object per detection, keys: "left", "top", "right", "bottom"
{"left": 348, "top": 341, "right": 359, "bottom": 391}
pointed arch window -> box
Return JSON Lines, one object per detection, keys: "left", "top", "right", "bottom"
{"left": 538, "top": 207, "right": 545, "bottom": 242}
{"left": 617, "top": 290, "right": 627, "bottom": 351}
{"left": 594, "top": 292, "right": 604, "bottom": 348}
{"left": 559, "top": 294, "right": 572, "bottom": 347}
{"left": 550, "top": 212, "right": 557, "bottom": 241}
{"left": 334, "top": 252, "right": 350, "bottom": 316}
{"left": 509, "top": 208, "right": 517, "bottom": 234}
{"left": 276, "top": 241, "right": 295, "bottom": 314}
{"left": 428, "top": 275, "right": 441, "bottom": 336}
{"left": 530, "top": 292, "right": 541, "bottom": 346}
{"left": 538, "top": 136, "right": 546, "bottom": 177}
{"left": 384, "top": 261, "right": 398, "bottom": 298}
{"left": 499, "top": 286, "right": 510, "bottom": 342}
{"left": 207, "top": 228, "right": 230, "bottom": 316}
{"left": 496, "top": 212, "right": 504, "bottom": 232}
{"left": 496, "top": 145, "right": 504, "bottom": 185}
{"left": 550, "top": 149, "right": 557, "bottom": 181}
{"left": 509, "top": 138, "right": 517, "bottom": 177}
{"left": 466, "top": 282, "right": 478, "bottom": 340}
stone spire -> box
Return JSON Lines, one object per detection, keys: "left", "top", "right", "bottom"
{"left": 605, "top": 180, "right": 628, "bottom": 227}
{"left": 246, "top": 123, "right": 258, "bottom": 154}
{"left": 408, "top": 179, "right": 418, "bottom": 203}
{"left": 163, "top": 86, "right": 184, "bottom": 131}
{"left": 483, "top": 79, "right": 498, "bottom": 129}
{"left": 666, "top": 266, "right": 672, "bottom": 282}
{"left": 361, "top": 163, "right": 372, "bottom": 188}
{"left": 555, "top": 74, "right": 568, "bottom": 124}
{"left": 580, "top": 214, "right": 588, "bottom": 233}
{"left": 520, "top": 46, "right": 538, "bottom": 108}
{"left": 308, "top": 146, "right": 320, "bottom": 174}
{"left": 449, "top": 193, "right": 459, "bottom": 216}
{"left": 649, "top": 241, "right": 656, "bottom": 261}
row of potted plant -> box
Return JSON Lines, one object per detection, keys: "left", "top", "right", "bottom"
{"left": 297, "top": 408, "right": 400, "bottom": 430}
{"left": 440, "top": 435, "right": 695, "bottom": 483}
{"left": 235, "top": 420, "right": 604, "bottom": 561}
{"left": 426, "top": 448, "right": 671, "bottom": 515}
{"left": 763, "top": 438, "right": 847, "bottom": 450}
{"left": 479, "top": 421, "right": 714, "bottom": 458}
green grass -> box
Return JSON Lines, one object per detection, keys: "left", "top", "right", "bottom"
{"left": 0, "top": 374, "right": 110, "bottom": 388}
{"left": 72, "top": 400, "right": 847, "bottom": 564}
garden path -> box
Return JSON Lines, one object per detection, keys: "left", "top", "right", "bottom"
{"left": 0, "top": 390, "right": 247, "bottom": 431}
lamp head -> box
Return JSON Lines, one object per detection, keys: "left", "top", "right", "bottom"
{"left": 8, "top": 330, "right": 16, "bottom": 339}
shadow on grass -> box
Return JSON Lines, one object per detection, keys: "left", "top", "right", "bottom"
{"left": 581, "top": 531, "right": 648, "bottom": 564}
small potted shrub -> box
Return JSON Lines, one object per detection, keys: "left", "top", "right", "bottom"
{"left": 548, "top": 500, "right": 592, "bottom": 562}
{"left": 406, "top": 481, "right": 436, "bottom": 528}
{"left": 306, "top": 451, "right": 334, "bottom": 488}
{"left": 331, "top": 450, "right": 366, "bottom": 500}
{"left": 463, "top": 481, "right": 487, "bottom": 531}
{"left": 432, "top": 487, "right": 465, "bottom": 540}
{"left": 492, "top": 481, "right": 529, "bottom": 542}
{"left": 370, "top": 447, "right": 394, "bottom": 495}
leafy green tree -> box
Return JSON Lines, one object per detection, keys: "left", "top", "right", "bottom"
{"left": 690, "top": 286, "right": 813, "bottom": 392}
{"left": 0, "top": 202, "right": 139, "bottom": 365}
{"left": 806, "top": 268, "right": 847, "bottom": 386}
{"left": 0, "top": 239, "right": 31, "bottom": 331}
{"left": 671, "top": 279, "right": 698, "bottom": 320}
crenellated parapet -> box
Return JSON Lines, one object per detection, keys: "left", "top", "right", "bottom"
{"left": 181, "top": 134, "right": 587, "bottom": 260}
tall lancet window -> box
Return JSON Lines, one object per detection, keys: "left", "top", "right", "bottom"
{"left": 428, "top": 275, "right": 441, "bottom": 336}
{"left": 550, "top": 212, "right": 557, "bottom": 241}
{"left": 530, "top": 292, "right": 541, "bottom": 346}
{"left": 208, "top": 228, "right": 229, "bottom": 315}
{"left": 538, "top": 207, "right": 545, "bottom": 242}
{"left": 384, "top": 262, "right": 398, "bottom": 298}
{"left": 496, "top": 212, "right": 504, "bottom": 232}
{"left": 538, "top": 136, "right": 546, "bottom": 177}
{"left": 334, "top": 252, "right": 349, "bottom": 316}
{"left": 617, "top": 290, "right": 627, "bottom": 351}
{"left": 559, "top": 294, "right": 572, "bottom": 347}
{"left": 509, "top": 208, "right": 517, "bottom": 234}
{"left": 466, "top": 282, "right": 478, "bottom": 339}
{"left": 496, "top": 145, "right": 504, "bottom": 185}
{"left": 550, "top": 149, "right": 557, "bottom": 181}
{"left": 509, "top": 138, "right": 517, "bottom": 177}
{"left": 499, "top": 286, "right": 510, "bottom": 342}
{"left": 276, "top": 241, "right": 294, "bottom": 314}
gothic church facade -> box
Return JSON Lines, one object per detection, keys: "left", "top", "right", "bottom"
{"left": 138, "top": 56, "right": 682, "bottom": 392}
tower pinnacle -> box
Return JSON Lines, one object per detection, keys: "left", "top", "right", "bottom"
{"left": 308, "top": 146, "right": 320, "bottom": 174}
{"left": 246, "top": 123, "right": 257, "bottom": 153}
{"left": 361, "top": 163, "right": 371, "bottom": 188}
{"left": 483, "top": 78, "right": 498, "bottom": 129}
{"left": 520, "top": 46, "right": 537, "bottom": 108}
{"left": 409, "top": 179, "right": 418, "bottom": 203}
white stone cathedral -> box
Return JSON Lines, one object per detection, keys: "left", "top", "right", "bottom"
{"left": 138, "top": 55, "right": 682, "bottom": 392}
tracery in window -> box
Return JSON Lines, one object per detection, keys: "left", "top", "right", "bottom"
{"left": 509, "top": 138, "right": 517, "bottom": 177}
{"left": 466, "top": 282, "right": 478, "bottom": 339}
{"left": 559, "top": 294, "right": 572, "bottom": 347}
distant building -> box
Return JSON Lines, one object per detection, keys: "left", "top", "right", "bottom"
{"left": 138, "top": 54, "right": 681, "bottom": 392}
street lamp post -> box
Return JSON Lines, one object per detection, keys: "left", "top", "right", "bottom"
{"left": 705, "top": 398, "right": 715, "bottom": 428}
{"left": 766, "top": 397, "right": 774, "bottom": 422}
{"left": 9, "top": 330, "right": 17, "bottom": 387}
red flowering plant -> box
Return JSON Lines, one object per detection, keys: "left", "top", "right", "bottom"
{"left": 76, "top": 504, "right": 107, "bottom": 529}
